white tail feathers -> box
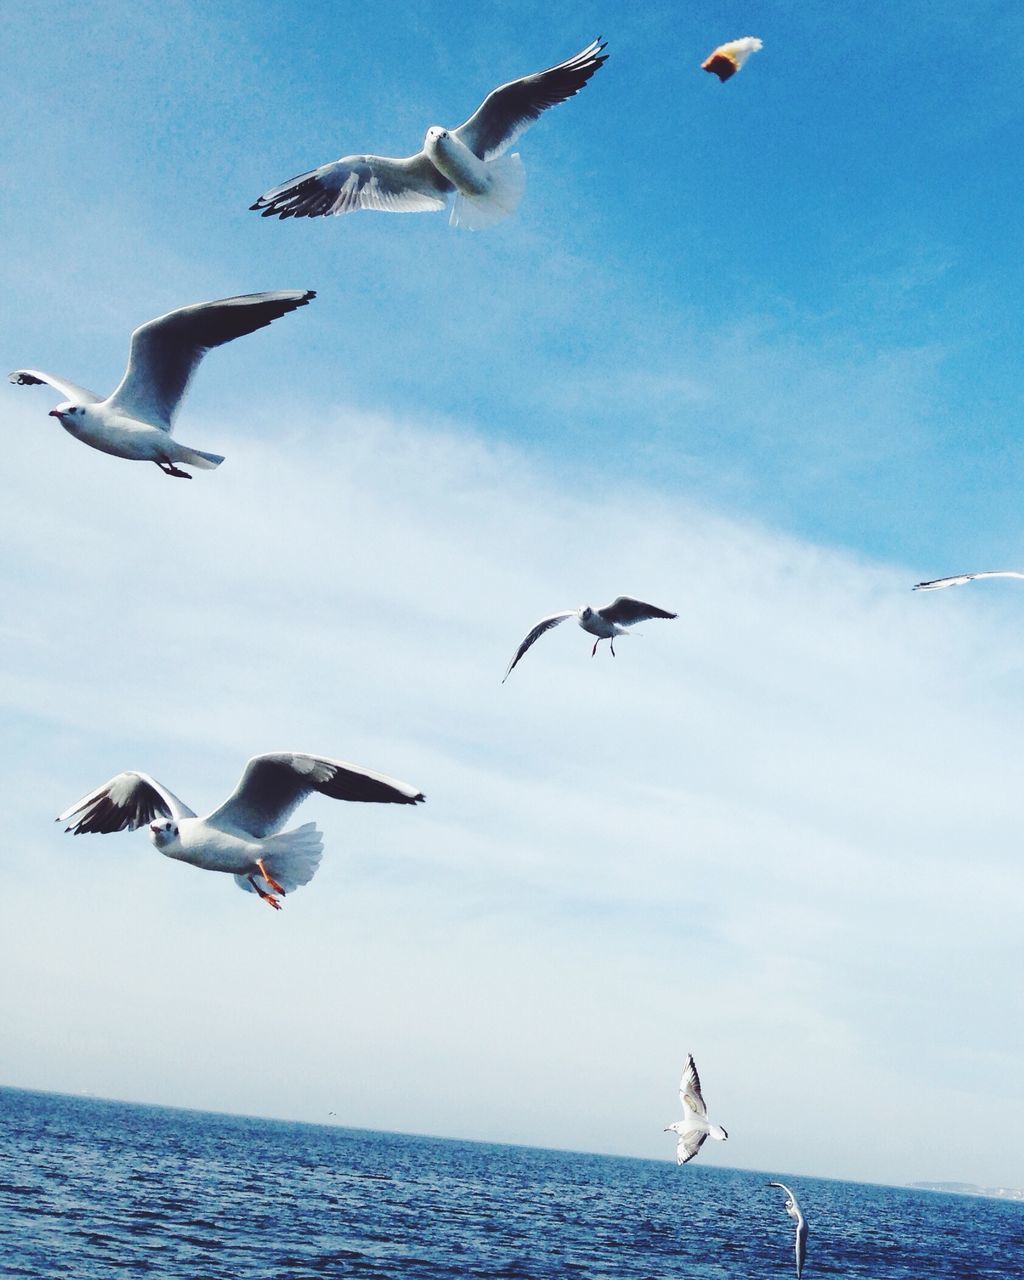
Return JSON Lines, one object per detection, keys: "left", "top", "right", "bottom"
{"left": 234, "top": 822, "right": 324, "bottom": 897}
{"left": 177, "top": 445, "right": 225, "bottom": 470}
{"left": 450, "top": 153, "right": 526, "bottom": 230}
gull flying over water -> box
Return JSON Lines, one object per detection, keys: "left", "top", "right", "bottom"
{"left": 10, "top": 291, "right": 315, "bottom": 477}
{"left": 767, "top": 1182, "right": 808, "bottom": 1279}
{"left": 913, "top": 570, "right": 1024, "bottom": 592}
{"left": 502, "top": 596, "right": 676, "bottom": 682}
{"left": 663, "top": 1054, "right": 728, "bottom": 1164}
{"left": 701, "top": 37, "right": 763, "bottom": 82}
{"left": 58, "top": 752, "right": 425, "bottom": 910}
{"left": 251, "top": 39, "right": 608, "bottom": 230}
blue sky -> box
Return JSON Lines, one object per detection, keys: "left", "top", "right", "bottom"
{"left": 2, "top": 1, "right": 1024, "bottom": 1188}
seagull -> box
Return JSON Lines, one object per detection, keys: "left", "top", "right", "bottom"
{"left": 502, "top": 596, "right": 676, "bottom": 682}
{"left": 663, "top": 1054, "right": 728, "bottom": 1164}
{"left": 10, "top": 291, "right": 315, "bottom": 478}
{"left": 57, "top": 752, "right": 424, "bottom": 909}
{"left": 251, "top": 39, "right": 607, "bottom": 230}
{"left": 913, "top": 570, "right": 1024, "bottom": 591}
{"left": 701, "top": 37, "right": 763, "bottom": 82}
{"left": 767, "top": 1182, "right": 808, "bottom": 1279}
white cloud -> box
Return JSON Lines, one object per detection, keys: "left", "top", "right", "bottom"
{"left": 2, "top": 396, "right": 1023, "bottom": 1187}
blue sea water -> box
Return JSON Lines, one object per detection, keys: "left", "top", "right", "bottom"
{"left": 1, "top": 1088, "right": 1021, "bottom": 1279}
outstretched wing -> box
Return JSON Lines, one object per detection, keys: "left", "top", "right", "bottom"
{"left": 209, "top": 752, "right": 425, "bottom": 838}
{"left": 57, "top": 772, "right": 195, "bottom": 834}
{"left": 9, "top": 370, "right": 102, "bottom": 405}
{"left": 598, "top": 596, "right": 677, "bottom": 627}
{"left": 914, "top": 570, "right": 1024, "bottom": 591}
{"left": 454, "top": 38, "right": 608, "bottom": 161}
{"left": 502, "top": 612, "right": 575, "bottom": 682}
{"left": 250, "top": 152, "right": 453, "bottom": 219}
{"left": 104, "top": 290, "right": 316, "bottom": 428}
{"left": 676, "top": 1129, "right": 708, "bottom": 1165}
{"left": 679, "top": 1053, "right": 707, "bottom": 1117}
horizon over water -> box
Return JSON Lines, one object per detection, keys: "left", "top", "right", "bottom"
{"left": 2, "top": 1087, "right": 1021, "bottom": 1279}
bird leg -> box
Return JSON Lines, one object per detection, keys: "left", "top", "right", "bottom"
{"left": 610, "top": 638, "right": 616, "bottom": 657}
{"left": 256, "top": 858, "right": 286, "bottom": 896}
{"left": 591, "top": 639, "right": 599, "bottom": 657}
{"left": 248, "top": 874, "right": 282, "bottom": 910}
{"left": 155, "top": 461, "right": 192, "bottom": 479}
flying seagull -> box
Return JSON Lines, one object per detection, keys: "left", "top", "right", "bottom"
{"left": 663, "top": 1054, "right": 729, "bottom": 1164}
{"left": 10, "top": 291, "right": 315, "bottom": 477}
{"left": 57, "top": 752, "right": 425, "bottom": 909}
{"left": 767, "top": 1182, "right": 808, "bottom": 1279}
{"left": 251, "top": 39, "right": 608, "bottom": 230}
{"left": 701, "top": 37, "right": 763, "bottom": 82}
{"left": 913, "top": 570, "right": 1024, "bottom": 592}
{"left": 502, "top": 596, "right": 676, "bottom": 682}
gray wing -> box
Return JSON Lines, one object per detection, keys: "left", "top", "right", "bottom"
{"left": 913, "top": 570, "right": 1024, "bottom": 591}
{"left": 454, "top": 38, "right": 608, "bottom": 161}
{"left": 502, "top": 612, "right": 575, "bottom": 682}
{"left": 795, "top": 1216, "right": 808, "bottom": 1278}
{"left": 9, "top": 370, "right": 103, "bottom": 405}
{"left": 679, "top": 1054, "right": 707, "bottom": 1117}
{"left": 103, "top": 290, "right": 316, "bottom": 428}
{"left": 676, "top": 1129, "right": 708, "bottom": 1164}
{"left": 250, "top": 152, "right": 453, "bottom": 219}
{"left": 57, "top": 772, "right": 195, "bottom": 834}
{"left": 599, "top": 596, "right": 677, "bottom": 627}
{"left": 208, "top": 752, "right": 425, "bottom": 838}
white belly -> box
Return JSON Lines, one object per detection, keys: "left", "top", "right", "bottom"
{"left": 427, "top": 133, "right": 491, "bottom": 195}
{"left": 62, "top": 410, "right": 171, "bottom": 462}
{"left": 165, "top": 820, "right": 261, "bottom": 875}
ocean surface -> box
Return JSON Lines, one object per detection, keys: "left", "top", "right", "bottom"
{"left": 1, "top": 1088, "right": 1021, "bottom": 1279}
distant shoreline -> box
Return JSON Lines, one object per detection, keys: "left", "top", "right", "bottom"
{"left": 908, "top": 1181, "right": 1024, "bottom": 1203}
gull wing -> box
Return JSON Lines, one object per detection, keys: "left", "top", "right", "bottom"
{"left": 599, "top": 596, "right": 677, "bottom": 627}
{"left": 679, "top": 1053, "right": 708, "bottom": 1118}
{"left": 454, "top": 38, "right": 608, "bottom": 161}
{"left": 702, "top": 37, "right": 763, "bottom": 82}
{"left": 250, "top": 152, "right": 453, "bottom": 219}
{"left": 57, "top": 772, "right": 195, "bottom": 834}
{"left": 913, "top": 570, "right": 1024, "bottom": 591}
{"left": 208, "top": 752, "right": 425, "bottom": 839}
{"left": 676, "top": 1129, "right": 708, "bottom": 1165}
{"left": 9, "top": 370, "right": 102, "bottom": 405}
{"left": 502, "top": 611, "right": 575, "bottom": 682}
{"left": 103, "top": 290, "right": 316, "bottom": 428}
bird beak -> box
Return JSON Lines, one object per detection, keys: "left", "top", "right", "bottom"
{"left": 48, "top": 409, "right": 63, "bottom": 419}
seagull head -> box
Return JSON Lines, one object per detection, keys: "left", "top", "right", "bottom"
{"left": 578, "top": 606, "right": 594, "bottom": 621}
{"left": 424, "top": 126, "right": 450, "bottom": 149}
{"left": 148, "top": 818, "right": 179, "bottom": 849}
{"left": 48, "top": 401, "right": 78, "bottom": 422}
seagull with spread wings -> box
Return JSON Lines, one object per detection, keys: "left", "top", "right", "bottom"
{"left": 58, "top": 752, "right": 425, "bottom": 910}
{"left": 913, "top": 570, "right": 1024, "bottom": 591}
{"left": 767, "top": 1181, "right": 808, "bottom": 1279}
{"left": 502, "top": 596, "right": 676, "bottom": 682}
{"left": 10, "top": 291, "right": 315, "bottom": 477}
{"left": 663, "top": 1054, "right": 728, "bottom": 1165}
{"left": 251, "top": 39, "right": 607, "bottom": 230}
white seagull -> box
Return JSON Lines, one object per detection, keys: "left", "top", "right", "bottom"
{"left": 767, "top": 1181, "right": 808, "bottom": 1279}
{"left": 502, "top": 596, "right": 677, "bottom": 682}
{"left": 913, "top": 570, "right": 1024, "bottom": 591}
{"left": 10, "top": 291, "right": 315, "bottom": 478}
{"left": 664, "top": 1054, "right": 728, "bottom": 1165}
{"left": 701, "top": 36, "right": 763, "bottom": 82}
{"left": 251, "top": 39, "right": 607, "bottom": 230}
{"left": 57, "top": 752, "right": 425, "bottom": 910}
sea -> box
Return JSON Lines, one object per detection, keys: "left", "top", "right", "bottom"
{"left": 1, "top": 1087, "right": 1020, "bottom": 1279}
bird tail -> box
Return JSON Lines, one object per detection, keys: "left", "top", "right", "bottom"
{"left": 234, "top": 822, "right": 324, "bottom": 896}
{"left": 709, "top": 1124, "right": 728, "bottom": 1142}
{"left": 176, "top": 444, "right": 225, "bottom": 470}
{"left": 450, "top": 153, "right": 525, "bottom": 230}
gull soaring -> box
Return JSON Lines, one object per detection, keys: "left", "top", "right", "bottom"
{"left": 664, "top": 1054, "right": 728, "bottom": 1164}
{"left": 10, "top": 291, "right": 315, "bottom": 477}
{"left": 767, "top": 1182, "right": 808, "bottom": 1279}
{"left": 58, "top": 752, "right": 425, "bottom": 910}
{"left": 913, "top": 570, "right": 1024, "bottom": 591}
{"left": 251, "top": 39, "right": 608, "bottom": 230}
{"left": 701, "top": 37, "right": 763, "bottom": 82}
{"left": 502, "top": 596, "right": 677, "bottom": 682}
